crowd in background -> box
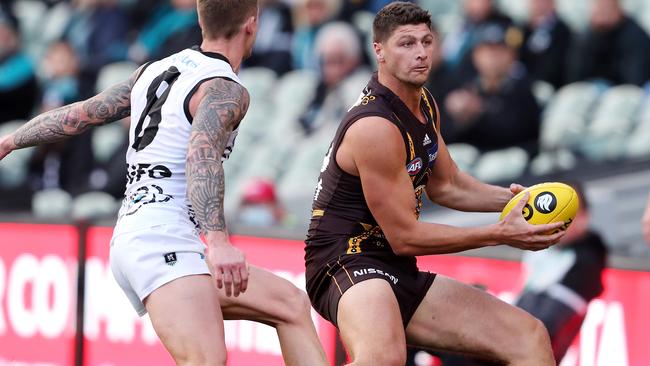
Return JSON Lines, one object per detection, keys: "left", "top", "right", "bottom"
{"left": 1, "top": 0, "right": 650, "bottom": 224}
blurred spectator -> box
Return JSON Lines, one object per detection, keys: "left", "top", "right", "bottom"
{"left": 128, "top": 0, "right": 199, "bottom": 64}
{"left": 292, "top": 0, "right": 341, "bottom": 70}
{"left": 516, "top": 182, "right": 607, "bottom": 362}
{"left": 298, "top": 21, "right": 369, "bottom": 134}
{"left": 520, "top": 0, "right": 571, "bottom": 88}
{"left": 245, "top": 0, "right": 294, "bottom": 75}
{"left": 444, "top": 23, "right": 541, "bottom": 155}
{"left": 236, "top": 178, "right": 286, "bottom": 227}
{"left": 0, "top": 10, "right": 38, "bottom": 124}
{"left": 425, "top": 25, "right": 457, "bottom": 140}
{"left": 63, "top": 0, "right": 129, "bottom": 98}
{"left": 442, "top": 0, "right": 512, "bottom": 84}
{"left": 27, "top": 40, "right": 93, "bottom": 197}
{"left": 39, "top": 41, "right": 80, "bottom": 111}
{"left": 336, "top": 0, "right": 398, "bottom": 22}
{"left": 568, "top": 0, "right": 650, "bottom": 86}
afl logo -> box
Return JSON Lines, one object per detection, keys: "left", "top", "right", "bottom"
{"left": 406, "top": 157, "right": 423, "bottom": 175}
{"left": 534, "top": 192, "right": 557, "bottom": 214}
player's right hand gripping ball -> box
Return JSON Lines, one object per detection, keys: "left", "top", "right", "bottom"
{"left": 500, "top": 182, "right": 580, "bottom": 232}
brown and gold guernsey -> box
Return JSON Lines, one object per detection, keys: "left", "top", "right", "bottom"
{"left": 305, "top": 73, "right": 440, "bottom": 304}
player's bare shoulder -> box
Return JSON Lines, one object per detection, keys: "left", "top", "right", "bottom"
{"left": 338, "top": 116, "right": 405, "bottom": 176}
{"left": 193, "top": 77, "right": 250, "bottom": 129}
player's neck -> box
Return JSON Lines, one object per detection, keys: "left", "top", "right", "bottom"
{"left": 200, "top": 38, "right": 245, "bottom": 73}
{"left": 378, "top": 70, "right": 423, "bottom": 117}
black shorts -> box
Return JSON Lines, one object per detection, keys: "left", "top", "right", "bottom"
{"left": 306, "top": 251, "right": 436, "bottom": 328}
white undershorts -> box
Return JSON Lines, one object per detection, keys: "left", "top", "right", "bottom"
{"left": 109, "top": 223, "right": 210, "bottom": 316}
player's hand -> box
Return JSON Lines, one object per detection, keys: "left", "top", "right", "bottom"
{"left": 206, "top": 240, "right": 249, "bottom": 297}
{"left": 509, "top": 183, "right": 526, "bottom": 196}
{"left": 497, "top": 192, "right": 566, "bottom": 251}
{"left": 0, "top": 135, "right": 13, "bottom": 161}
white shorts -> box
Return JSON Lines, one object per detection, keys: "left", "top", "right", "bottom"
{"left": 110, "top": 224, "right": 210, "bottom": 316}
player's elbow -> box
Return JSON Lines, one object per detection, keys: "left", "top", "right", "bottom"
{"left": 386, "top": 230, "right": 417, "bottom": 256}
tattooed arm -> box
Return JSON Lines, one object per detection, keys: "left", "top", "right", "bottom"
{"left": 0, "top": 68, "right": 139, "bottom": 160}
{"left": 186, "top": 77, "right": 250, "bottom": 297}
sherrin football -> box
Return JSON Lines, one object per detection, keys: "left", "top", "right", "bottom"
{"left": 499, "top": 182, "right": 579, "bottom": 232}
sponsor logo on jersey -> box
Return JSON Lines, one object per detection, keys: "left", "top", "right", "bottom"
{"left": 534, "top": 192, "right": 557, "bottom": 214}
{"left": 427, "top": 144, "right": 438, "bottom": 167}
{"left": 423, "top": 133, "right": 432, "bottom": 146}
{"left": 164, "top": 252, "right": 177, "bottom": 266}
{"left": 127, "top": 163, "right": 172, "bottom": 184}
{"left": 123, "top": 184, "right": 173, "bottom": 216}
{"left": 353, "top": 268, "right": 399, "bottom": 285}
{"left": 349, "top": 87, "right": 376, "bottom": 111}
{"left": 406, "top": 157, "right": 423, "bottom": 176}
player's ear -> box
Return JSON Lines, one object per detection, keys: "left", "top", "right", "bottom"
{"left": 197, "top": 13, "right": 204, "bottom": 32}
{"left": 374, "top": 42, "right": 385, "bottom": 63}
{"left": 244, "top": 12, "right": 258, "bottom": 36}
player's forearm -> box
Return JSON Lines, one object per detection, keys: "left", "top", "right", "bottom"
{"left": 186, "top": 146, "right": 228, "bottom": 242}
{"left": 431, "top": 170, "right": 512, "bottom": 212}
{"left": 391, "top": 221, "right": 500, "bottom": 256}
{"left": 12, "top": 80, "right": 132, "bottom": 150}
{"left": 11, "top": 103, "right": 90, "bottom": 149}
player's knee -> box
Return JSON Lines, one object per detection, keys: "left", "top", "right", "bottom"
{"left": 280, "top": 286, "right": 313, "bottom": 323}
{"left": 511, "top": 316, "right": 552, "bottom": 362}
{"left": 528, "top": 318, "right": 552, "bottom": 352}
{"left": 272, "top": 285, "right": 311, "bottom": 326}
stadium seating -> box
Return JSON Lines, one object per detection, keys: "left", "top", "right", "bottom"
{"left": 71, "top": 191, "right": 120, "bottom": 221}
{"left": 446, "top": 143, "right": 480, "bottom": 173}
{"left": 539, "top": 82, "right": 604, "bottom": 151}
{"left": 12, "top": 0, "right": 48, "bottom": 58}
{"left": 31, "top": 188, "right": 72, "bottom": 220}
{"left": 95, "top": 61, "right": 139, "bottom": 93}
{"left": 473, "top": 147, "right": 529, "bottom": 183}
{"left": 626, "top": 95, "right": 650, "bottom": 158}
{"left": 579, "top": 85, "right": 644, "bottom": 161}
{"left": 92, "top": 123, "right": 126, "bottom": 164}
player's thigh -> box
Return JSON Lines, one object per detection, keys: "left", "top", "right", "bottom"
{"left": 406, "top": 275, "right": 542, "bottom": 359}
{"left": 217, "top": 265, "right": 310, "bottom": 325}
{"left": 144, "top": 274, "right": 226, "bottom": 362}
{"left": 337, "top": 279, "right": 406, "bottom": 364}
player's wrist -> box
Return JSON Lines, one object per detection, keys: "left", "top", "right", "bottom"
{"left": 204, "top": 230, "right": 231, "bottom": 248}
{"left": 1, "top": 134, "right": 15, "bottom": 150}
{"left": 482, "top": 223, "right": 504, "bottom": 246}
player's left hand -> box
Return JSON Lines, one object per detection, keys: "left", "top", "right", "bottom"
{"left": 206, "top": 241, "right": 249, "bottom": 297}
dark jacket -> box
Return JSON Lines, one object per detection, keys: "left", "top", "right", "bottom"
{"left": 569, "top": 16, "right": 650, "bottom": 86}
{"left": 521, "top": 15, "right": 572, "bottom": 88}
{"left": 448, "top": 67, "right": 541, "bottom": 155}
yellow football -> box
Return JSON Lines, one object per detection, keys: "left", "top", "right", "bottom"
{"left": 499, "top": 182, "right": 580, "bottom": 231}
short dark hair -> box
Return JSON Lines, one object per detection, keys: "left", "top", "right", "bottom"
{"left": 373, "top": 2, "right": 432, "bottom": 43}
{"left": 198, "top": 0, "right": 258, "bottom": 40}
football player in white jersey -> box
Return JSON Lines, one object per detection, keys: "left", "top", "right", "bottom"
{"left": 0, "top": 1, "right": 328, "bottom": 365}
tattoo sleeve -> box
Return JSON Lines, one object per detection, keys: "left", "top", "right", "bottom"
{"left": 186, "top": 78, "right": 250, "bottom": 233}
{"left": 12, "top": 71, "right": 137, "bottom": 149}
